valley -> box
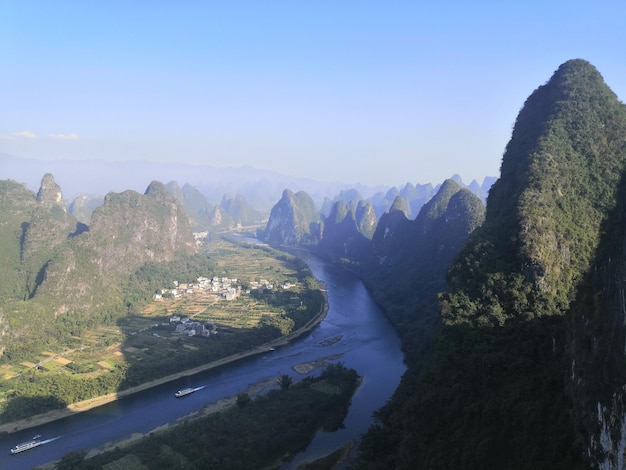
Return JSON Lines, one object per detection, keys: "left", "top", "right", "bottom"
{"left": 0, "top": 237, "right": 325, "bottom": 426}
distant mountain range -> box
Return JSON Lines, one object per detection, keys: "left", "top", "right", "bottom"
{"left": 0, "top": 155, "right": 385, "bottom": 211}
{"left": 1, "top": 153, "right": 494, "bottom": 219}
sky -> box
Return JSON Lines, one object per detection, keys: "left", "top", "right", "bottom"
{"left": 1, "top": 1, "right": 625, "bottom": 188}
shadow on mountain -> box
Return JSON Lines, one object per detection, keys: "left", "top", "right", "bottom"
{"left": 359, "top": 315, "right": 586, "bottom": 469}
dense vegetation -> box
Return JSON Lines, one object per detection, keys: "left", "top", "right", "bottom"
{"left": 263, "top": 189, "right": 322, "bottom": 245}
{"left": 56, "top": 363, "right": 359, "bottom": 470}
{"left": 357, "top": 59, "right": 626, "bottom": 469}
{"left": 360, "top": 180, "right": 485, "bottom": 367}
{"left": 0, "top": 237, "right": 324, "bottom": 424}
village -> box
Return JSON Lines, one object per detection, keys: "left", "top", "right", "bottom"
{"left": 153, "top": 275, "right": 295, "bottom": 338}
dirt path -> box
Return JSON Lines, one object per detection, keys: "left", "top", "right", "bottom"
{"left": 0, "top": 290, "right": 328, "bottom": 435}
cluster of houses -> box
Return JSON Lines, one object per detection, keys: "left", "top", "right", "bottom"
{"left": 154, "top": 276, "right": 240, "bottom": 301}
{"left": 154, "top": 276, "right": 294, "bottom": 303}
{"left": 250, "top": 279, "right": 294, "bottom": 291}
{"left": 150, "top": 276, "right": 297, "bottom": 338}
{"left": 169, "top": 315, "right": 218, "bottom": 337}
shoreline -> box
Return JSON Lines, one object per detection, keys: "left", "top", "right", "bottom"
{"left": 35, "top": 374, "right": 283, "bottom": 470}
{"left": 0, "top": 287, "right": 328, "bottom": 435}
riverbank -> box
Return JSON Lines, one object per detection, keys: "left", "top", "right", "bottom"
{"left": 0, "top": 288, "right": 328, "bottom": 435}
{"left": 35, "top": 374, "right": 281, "bottom": 470}
{"left": 38, "top": 363, "right": 361, "bottom": 470}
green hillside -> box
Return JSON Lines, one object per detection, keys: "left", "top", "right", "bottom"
{"left": 358, "top": 59, "right": 626, "bottom": 469}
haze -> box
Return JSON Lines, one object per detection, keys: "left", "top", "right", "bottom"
{"left": 1, "top": 1, "right": 625, "bottom": 188}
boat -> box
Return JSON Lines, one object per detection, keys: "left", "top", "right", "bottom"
{"left": 174, "top": 385, "right": 205, "bottom": 398}
{"left": 10, "top": 435, "right": 43, "bottom": 454}
{"left": 175, "top": 386, "right": 203, "bottom": 398}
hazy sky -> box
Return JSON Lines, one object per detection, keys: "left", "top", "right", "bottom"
{"left": 1, "top": 1, "right": 625, "bottom": 187}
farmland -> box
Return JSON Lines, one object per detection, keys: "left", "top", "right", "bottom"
{"left": 0, "top": 237, "right": 325, "bottom": 423}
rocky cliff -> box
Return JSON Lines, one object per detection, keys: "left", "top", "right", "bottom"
{"left": 78, "top": 181, "right": 196, "bottom": 276}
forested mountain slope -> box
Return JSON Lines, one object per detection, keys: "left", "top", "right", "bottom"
{"left": 262, "top": 189, "right": 321, "bottom": 246}
{"left": 0, "top": 176, "right": 197, "bottom": 360}
{"left": 362, "top": 179, "right": 485, "bottom": 367}
{"left": 358, "top": 59, "right": 626, "bottom": 469}
{"left": 315, "top": 199, "right": 376, "bottom": 260}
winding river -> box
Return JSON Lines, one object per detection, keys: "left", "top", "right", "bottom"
{"left": 0, "top": 254, "right": 406, "bottom": 470}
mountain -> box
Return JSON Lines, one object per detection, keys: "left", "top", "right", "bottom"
{"left": 20, "top": 174, "right": 84, "bottom": 298}
{"left": 0, "top": 179, "right": 40, "bottom": 301}
{"left": 261, "top": 177, "right": 485, "bottom": 373}
{"left": 325, "top": 182, "right": 438, "bottom": 220}
{"left": 262, "top": 189, "right": 322, "bottom": 246}
{"left": 468, "top": 176, "right": 497, "bottom": 203}
{"left": 0, "top": 175, "right": 197, "bottom": 357}
{"left": 570, "top": 166, "right": 626, "bottom": 468}
{"left": 67, "top": 193, "right": 104, "bottom": 224}
{"left": 72, "top": 180, "right": 264, "bottom": 234}
{"left": 362, "top": 180, "right": 485, "bottom": 361}
{"left": 323, "top": 177, "right": 492, "bottom": 223}
{"left": 177, "top": 182, "right": 215, "bottom": 231}
{"left": 167, "top": 182, "right": 264, "bottom": 232}
{"left": 315, "top": 199, "right": 376, "bottom": 260}
{"left": 220, "top": 193, "right": 264, "bottom": 227}
{"left": 320, "top": 188, "right": 365, "bottom": 217}
{"left": 369, "top": 179, "right": 483, "bottom": 269}
{"left": 80, "top": 181, "right": 196, "bottom": 277}
{"left": 0, "top": 154, "right": 376, "bottom": 213}
{"left": 358, "top": 59, "right": 626, "bottom": 469}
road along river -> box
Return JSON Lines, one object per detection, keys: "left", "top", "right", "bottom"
{"left": 0, "top": 254, "right": 406, "bottom": 469}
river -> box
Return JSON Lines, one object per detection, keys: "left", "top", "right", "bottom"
{"left": 0, "top": 254, "right": 406, "bottom": 469}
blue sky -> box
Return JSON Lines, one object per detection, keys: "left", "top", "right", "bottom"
{"left": 1, "top": 1, "right": 625, "bottom": 187}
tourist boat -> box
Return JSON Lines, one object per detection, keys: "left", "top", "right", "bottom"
{"left": 175, "top": 387, "right": 195, "bottom": 397}
{"left": 174, "top": 385, "right": 204, "bottom": 398}
{"left": 10, "top": 435, "right": 43, "bottom": 454}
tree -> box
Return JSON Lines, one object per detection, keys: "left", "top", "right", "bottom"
{"left": 277, "top": 373, "right": 293, "bottom": 390}
{"left": 236, "top": 392, "right": 251, "bottom": 408}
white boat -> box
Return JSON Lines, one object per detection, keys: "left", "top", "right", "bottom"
{"left": 174, "top": 385, "right": 204, "bottom": 398}
{"left": 10, "top": 435, "right": 42, "bottom": 454}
